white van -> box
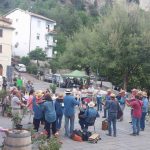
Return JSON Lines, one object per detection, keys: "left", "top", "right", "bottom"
{"left": 15, "top": 64, "right": 27, "bottom": 72}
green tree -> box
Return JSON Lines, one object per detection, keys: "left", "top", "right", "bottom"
{"left": 61, "top": 4, "right": 150, "bottom": 90}
{"left": 28, "top": 48, "right": 46, "bottom": 66}
{"left": 20, "top": 56, "right": 30, "bottom": 66}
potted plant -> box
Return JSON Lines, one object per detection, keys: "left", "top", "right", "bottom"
{"left": 11, "top": 113, "right": 23, "bottom": 129}
{"left": 11, "top": 107, "right": 27, "bottom": 130}
{"left": 50, "top": 84, "right": 57, "bottom": 94}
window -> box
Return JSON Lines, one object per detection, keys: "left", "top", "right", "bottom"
{"left": 0, "top": 45, "right": 2, "bottom": 53}
{"left": 0, "top": 29, "right": 3, "bottom": 37}
{"left": 36, "top": 33, "right": 40, "bottom": 40}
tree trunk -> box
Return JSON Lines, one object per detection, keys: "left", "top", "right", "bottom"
{"left": 123, "top": 72, "right": 129, "bottom": 90}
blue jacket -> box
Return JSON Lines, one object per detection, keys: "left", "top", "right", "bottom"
{"left": 83, "top": 108, "right": 99, "bottom": 123}
{"left": 55, "top": 99, "right": 64, "bottom": 116}
{"left": 32, "top": 97, "right": 43, "bottom": 119}
{"left": 106, "top": 100, "right": 118, "bottom": 114}
{"left": 142, "top": 97, "right": 149, "bottom": 113}
{"left": 43, "top": 101, "right": 56, "bottom": 123}
{"left": 64, "top": 95, "right": 79, "bottom": 117}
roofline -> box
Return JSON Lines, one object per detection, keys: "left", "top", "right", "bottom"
{"left": 0, "top": 25, "right": 15, "bottom": 30}
{"left": 4, "top": 8, "right": 56, "bottom": 23}
{"left": 0, "top": 16, "right": 12, "bottom": 24}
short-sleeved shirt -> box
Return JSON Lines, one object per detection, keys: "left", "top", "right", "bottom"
{"left": 130, "top": 100, "right": 143, "bottom": 118}
{"left": 11, "top": 96, "right": 21, "bottom": 109}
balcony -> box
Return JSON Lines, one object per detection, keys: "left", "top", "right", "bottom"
{"left": 47, "top": 29, "right": 57, "bottom": 35}
{"left": 47, "top": 41, "right": 56, "bottom": 47}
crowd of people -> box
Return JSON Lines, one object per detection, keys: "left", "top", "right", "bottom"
{"left": 1, "top": 81, "right": 150, "bottom": 140}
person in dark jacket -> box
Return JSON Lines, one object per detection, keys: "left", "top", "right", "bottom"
{"left": 106, "top": 93, "right": 119, "bottom": 137}
{"left": 32, "top": 96, "right": 43, "bottom": 132}
{"left": 79, "top": 101, "right": 99, "bottom": 131}
{"left": 43, "top": 93, "right": 57, "bottom": 138}
{"left": 55, "top": 93, "right": 64, "bottom": 131}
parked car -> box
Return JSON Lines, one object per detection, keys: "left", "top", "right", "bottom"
{"left": 15, "top": 64, "right": 27, "bottom": 72}
{"left": 43, "top": 74, "right": 53, "bottom": 82}
{"left": 52, "top": 74, "right": 64, "bottom": 87}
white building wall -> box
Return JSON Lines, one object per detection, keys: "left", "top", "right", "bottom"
{"left": 30, "top": 17, "right": 56, "bottom": 58}
{"left": 6, "top": 9, "right": 56, "bottom": 58}
{"left": 6, "top": 9, "right": 31, "bottom": 57}
{"left": 0, "top": 28, "right": 12, "bottom": 77}
{"left": 30, "top": 17, "right": 47, "bottom": 51}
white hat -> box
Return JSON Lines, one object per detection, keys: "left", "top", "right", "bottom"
{"left": 65, "top": 89, "right": 72, "bottom": 94}
{"left": 88, "top": 101, "right": 95, "bottom": 108}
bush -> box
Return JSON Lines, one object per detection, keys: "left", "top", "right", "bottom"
{"left": 50, "top": 84, "right": 57, "bottom": 94}
{"left": 27, "top": 65, "right": 38, "bottom": 75}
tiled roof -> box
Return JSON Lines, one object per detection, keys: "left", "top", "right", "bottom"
{"left": 0, "top": 16, "right": 12, "bottom": 24}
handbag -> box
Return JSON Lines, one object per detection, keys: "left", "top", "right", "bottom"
{"left": 117, "top": 103, "right": 123, "bottom": 119}
{"left": 102, "top": 119, "right": 108, "bottom": 130}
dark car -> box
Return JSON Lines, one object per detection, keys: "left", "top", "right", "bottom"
{"left": 43, "top": 74, "right": 53, "bottom": 82}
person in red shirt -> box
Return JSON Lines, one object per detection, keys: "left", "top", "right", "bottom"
{"left": 126, "top": 95, "right": 143, "bottom": 136}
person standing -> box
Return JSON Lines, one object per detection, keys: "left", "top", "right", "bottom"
{"left": 11, "top": 90, "right": 25, "bottom": 116}
{"left": 43, "top": 93, "right": 57, "bottom": 138}
{"left": 103, "top": 89, "right": 112, "bottom": 118}
{"left": 126, "top": 95, "right": 143, "bottom": 136}
{"left": 26, "top": 80, "right": 33, "bottom": 93}
{"left": 11, "top": 90, "right": 26, "bottom": 127}
{"left": 140, "top": 92, "right": 149, "bottom": 131}
{"left": 55, "top": 93, "right": 64, "bottom": 131}
{"left": 2, "top": 77, "right": 7, "bottom": 91}
{"left": 16, "top": 76, "right": 23, "bottom": 90}
{"left": 106, "top": 93, "right": 119, "bottom": 137}
{"left": 32, "top": 95, "right": 43, "bottom": 132}
{"left": 27, "top": 89, "right": 35, "bottom": 124}
{"left": 64, "top": 89, "right": 80, "bottom": 137}
{"left": 96, "top": 88, "right": 102, "bottom": 111}
{"left": 118, "top": 90, "right": 127, "bottom": 121}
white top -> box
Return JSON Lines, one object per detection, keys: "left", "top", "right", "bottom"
{"left": 11, "top": 96, "right": 21, "bottom": 109}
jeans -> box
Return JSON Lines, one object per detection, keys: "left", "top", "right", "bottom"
{"left": 33, "top": 118, "right": 41, "bottom": 132}
{"left": 108, "top": 113, "right": 117, "bottom": 136}
{"left": 97, "top": 97, "right": 102, "bottom": 111}
{"left": 132, "top": 117, "right": 140, "bottom": 134}
{"left": 65, "top": 115, "right": 75, "bottom": 137}
{"left": 140, "top": 112, "right": 147, "bottom": 130}
{"left": 104, "top": 108, "right": 108, "bottom": 118}
{"left": 79, "top": 119, "right": 88, "bottom": 130}
{"left": 45, "top": 120, "right": 56, "bottom": 138}
{"left": 56, "top": 114, "right": 63, "bottom": 130}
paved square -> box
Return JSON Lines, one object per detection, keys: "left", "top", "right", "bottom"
{"left": 0, "top": 106, "right": 150, "bottom": 150}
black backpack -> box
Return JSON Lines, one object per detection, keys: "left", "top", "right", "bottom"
{"left": 82, "top": 131, "right": 92, "bottom": 141}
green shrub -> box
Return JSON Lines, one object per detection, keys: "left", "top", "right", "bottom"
{"left": 27, "top": 65, "right": 38, "bottom": 75}
{"left": 50, "top": 84, "right": 57, "bottom": 94}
